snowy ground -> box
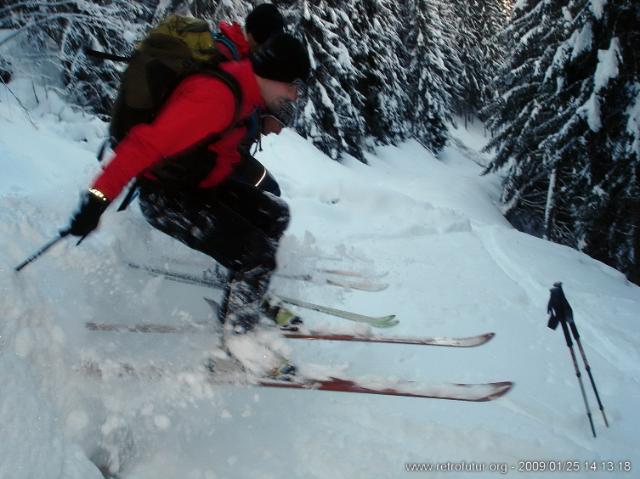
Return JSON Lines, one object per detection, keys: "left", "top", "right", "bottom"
{"left": 1, "top": 82, "right": 639, "bottom": 479}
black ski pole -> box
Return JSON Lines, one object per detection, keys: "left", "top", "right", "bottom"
{"left": 561, "top": 319, "right": 596, "bottom": 438}
{"left": 574, "top": 333, "right": 609, "bottom": 427}
{"left": 15, "top": 230, "right": 70, "bottom": 272}
{"left": 553, "top": 283, "right": 609, "bottom": 428}
{"left": 547, "top": 282, "right": 596, "bottom": 438}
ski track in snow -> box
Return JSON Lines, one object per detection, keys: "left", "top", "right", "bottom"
{"left": 474, "top": 224, "right": 640, "bottom": 373}
{"left": 1, "top": 85, "right": 640, "bottom": 478}
{"left": 474, "top": 225, "right": 545, "bottom": 302}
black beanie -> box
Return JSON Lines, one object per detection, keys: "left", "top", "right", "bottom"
{"left": 250, "top": 33, "right": 311, "bottom": 83}
{"left": 245, "top": 4, "right": 285, "bottom": 45}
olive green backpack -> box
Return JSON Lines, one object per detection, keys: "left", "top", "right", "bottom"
{"left": 86, "top": 15, "right": 245, "bottom": 208}
{"left": 108, "top": 14, "right": 242, "bottom": 143}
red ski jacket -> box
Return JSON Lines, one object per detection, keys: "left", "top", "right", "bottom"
{"left": 92, "top": 60, "right": 265, "bottom": 201}
{"left": 216, "top": 21, "right": 250, "bottom": 60}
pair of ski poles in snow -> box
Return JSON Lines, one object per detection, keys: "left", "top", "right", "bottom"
{"left": 547, "top": 282, "right": 609, "bottom": 438}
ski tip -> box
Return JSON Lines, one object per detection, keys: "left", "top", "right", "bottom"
{"left": 451, "top": 381, "right": 514, "bottom": 401}
{"left": 370, "top": 316, "right": 399, "bottom": 328}
{"left": 481, "top": 332, "right": 496, "bottom": 344}
{"left": 484, "top": 381, "right": 514, "bottom": 401}
{"left": 457, "top": 332, "right": 496, "bottom": 347}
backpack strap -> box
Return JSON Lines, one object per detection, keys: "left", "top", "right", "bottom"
{"left": 200, "top": 66, "right": 244, "bottom": 135}
{"left": 84, "top": 47, "right": 131, "bottom": 63}
{"left": 212, "top": 32, "right": 241, "bottom": 61}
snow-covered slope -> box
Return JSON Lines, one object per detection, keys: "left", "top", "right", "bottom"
{"left": 1, "top": 84, "right": 639, "bottom": 479}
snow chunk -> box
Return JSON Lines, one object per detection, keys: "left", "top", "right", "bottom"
{"left": 590, "top": 0, "right": 606, "bottom": 19}
{"left": 223, "top": 328, "right": 290, "bottom": 378}
{"left": 570, "top": 23, "right": 593, "bottom": 60}
{"left": 101, "top": 415, "right": 127, "bottom": 436}
{"left": 66, "top": 410, "right": 90, "bottom": 434}
{"left": 0, "top": 353, "right": 101, "bottom": 479}
{"left": 154, "top": 415, "right": 171, "bottom": 430}
{"left": 578, "top": 38, "right": 621, "bottom": 133}
{"left": 513, "top": 0, "right": 528, "bottom": 11}
{"left": 594, "top": 37, "right": 621, "bottom": 92}
{"left": 627, "top": 84, "right": 640, "bottom": 155}
{"left": 579, "top": 94, "right": 602, "bottom": 132}
{"left": 14, "top": 329, "right": 33, "bottom": 357}
{"left": 547, "top": 43, "right": 569, "bottom": 82}
{"left": 319, "top": 83, "right": 335, "bottom": 109}
{"left": 336, "top": 43, "right": 353, "bottom": 70}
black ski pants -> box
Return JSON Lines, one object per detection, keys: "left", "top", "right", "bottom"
{"left": 138, "top": 179, "right": 290, "bottom": 275}
{"left": 231, "top": 154, "right": 281, "bottom": 197}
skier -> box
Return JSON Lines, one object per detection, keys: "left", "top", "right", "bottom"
{"left": 65, "top": 33, "right": 311, "bottom": 372}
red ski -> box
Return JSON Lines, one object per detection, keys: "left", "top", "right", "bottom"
{"left": 256, "top": 377, "right": 513, "bottom": 402}
{"left": 77, "top": 359, "right": 514, "bottom": 402}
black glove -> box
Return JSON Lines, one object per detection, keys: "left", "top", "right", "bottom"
{"left": 67, "top": 189, "right": 110, "bottom": 237}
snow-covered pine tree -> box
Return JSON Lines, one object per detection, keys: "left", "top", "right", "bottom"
{"left": 211, "top": 0, "right": 253, "bottom": 23}
{"left": 402, "top": 0, "right": 455, "bottom": 153}
{"left": 482, "top": 0, "right": 570, "bottom": 237}
{"left": 452, "top": 0, "right": 482, "bottom": 120}
{"left": 540, "top": 0, "right": 639, "bottom": 283}
{"left": 452, "top": 0, "right": 510, "bottom": 122}
{"left": 154, "top": 0, "right": 252, "bottom": 24}
{"left": 431, "top": 0, "right": 464, "bottom": 118}
{"left": 484, "top": 0, "right": 639, "bottom": 284}
{"left": 0, "top": 0, "right": 151, "bottom": 115}
{"left": 476, "top": 0, "right": 511, "bottom": 108}
{"left": 349, "top": 0, "right": 409, "bottom": 148}
{"left": 285, "top": 0, "right": 367, "bottom": 161}
{"left": 151, "top": 0, "right": 253, "bottom": 45}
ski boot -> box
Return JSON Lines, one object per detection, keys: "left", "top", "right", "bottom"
{"left": 222, "top": 329, "right": 296, "bottom": 379}
{"left": 219, "top": 266, "right": 296, "bottom": 377}
{"left": 261, "top": 295, "right": 303, "bottom": 331}
{"left": 267, "top": 362, "right": 297, "bottom": 381}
